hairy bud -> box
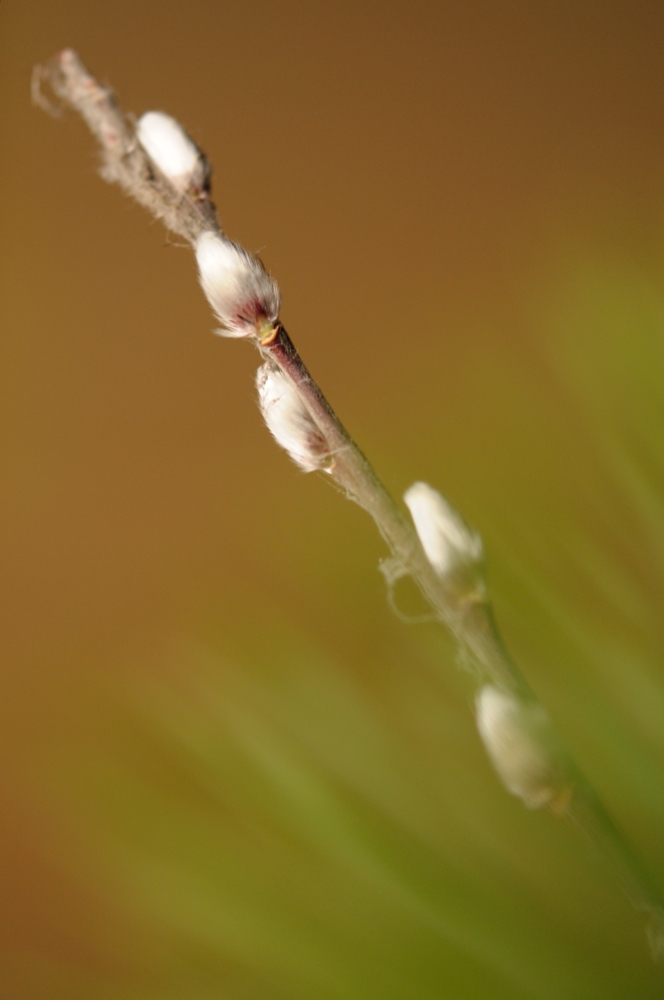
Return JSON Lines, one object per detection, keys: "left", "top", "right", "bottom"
{"left": 476, "top": 686, "right": 570, "bottom": 810}
{"left": 257, "top": 363, "right": 331, "bottom": 472}
{"left": 195, "top": 232, "right": 281, "bottom": 338}
{"left": 404, "top": 481, "right": 483, "bottom": 578}
{"left": 136, "top": 111, "right": 208, "bottom": 191}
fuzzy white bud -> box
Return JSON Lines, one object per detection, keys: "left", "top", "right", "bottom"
{"left": 403, "top": 481, "right": 483, "bottom": 577}
{"left": 256, "top": 363, "right": 330, "bottom": 472}
{"left": 195, "top": 232, "right": 281, "bottom": 338}
{"left": 476, "top": 686, "right": 569, "bottom": 810}
{"left": 136, "top": 111, "right": 206, "bottom": 190}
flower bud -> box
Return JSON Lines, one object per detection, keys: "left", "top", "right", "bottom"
{"left": 195, "top": 232, "right": 281, "bottom": 338}
{"left": 476, "top": 685, "right": 569, "bottom": 809}
{"left": 257, "top": 363, "right": 331, "bottom": 472}
{"left": 136, "top": 111, "right": 207, "bottom": 191}
{"left": 403, "top": 481, "right": 483, "bottom": 578}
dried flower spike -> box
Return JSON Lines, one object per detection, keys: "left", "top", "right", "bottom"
{"left": 136, "top": 111, "right": 208, "bottom": 192}
{"left": 195, "top": 232, "right": 281, "bottom": 338}
{"left": 476, "top": 685, "right": 570, "bottom": 810}
{"left": 257, "top": 363, "right": 331, "bottom": 472}
{"left": 404, "top": 481, "right": 483, "bottom": 578}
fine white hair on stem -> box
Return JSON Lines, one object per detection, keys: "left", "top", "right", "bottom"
{"left": 256, "top": 363, "right": 331, "bottom": 472}
{"left": 403, "top": 481, "right": 483, "bottom": 578}
{"left": 195, "top": 231, "right": 281, "bottom": 337}
{"left": 136, "top": 111, "right": 207, "bottom": 191}
{"left": 476, "top": 685, "right": 570, "bottom": 810}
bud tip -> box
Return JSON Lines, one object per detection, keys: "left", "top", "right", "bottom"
{"left": 476, "top": 685, "right": 569, "bottom": 810}
{"left": 195, "top": 232, "right": 280, "bottom": 338}
{"left": 136, "top": 111, "right": 205, "bottom": 189}
{"left": 404, "top": 481, "right": 483, "bottom": 577}
{"left": 257, "top": 363, "right": 330, "bottom": 472}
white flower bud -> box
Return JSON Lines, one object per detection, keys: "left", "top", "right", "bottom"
{"left": 476, "top": 686, "right": 569, "bottom": 809}
{"left": 256, "top": 363, "right": 330, "bottom": 472}
{"left": 403, "top": 481, "right": 483, "bottom": 577}
{"left": 195, "top": 232, "right": 281, "bottom": 338}
{"left": 136, "top": 111, "right": 207, "bottom": 190}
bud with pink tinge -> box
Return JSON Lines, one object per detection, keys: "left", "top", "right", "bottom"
{"left": 257, "top": 363, "right": 331, "bottom": 472}
{"left": 195, "top": 232, "right": 280, "bottom": 338}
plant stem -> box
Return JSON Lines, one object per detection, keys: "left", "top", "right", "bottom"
{"left": 260, "top": 324, "right": 529, "bottom": 694}
{"left": 34, "top": 48, "right": 664, "bottom": 957}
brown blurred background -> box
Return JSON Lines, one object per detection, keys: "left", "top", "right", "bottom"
{"left": 3, "top": 2, "right": 664, "bottom": 998}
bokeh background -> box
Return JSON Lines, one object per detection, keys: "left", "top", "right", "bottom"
{"left": 3, "top": 2, "right": 664, "bottom": 997}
